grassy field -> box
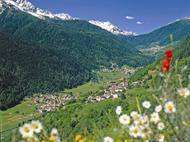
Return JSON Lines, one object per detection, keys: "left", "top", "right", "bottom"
{"left": 2, "top": 62, "right": 190, "bottom": 141}
{"left": 42, "top": 56, "right": 190, "bottom": 142}
{"left": 0, "top": 99, "right": 38, "bottom": 142}
{"left": 0, "top": 99, "right": 37, "bottom": 132}
{"left": 43, "top": 87, "right": 157, "bottom": 141}
{"left": 64, "top": 71, "right": 126, "bottom": 95}
{"left": 0, "top": 70, "right": 126, "bottom": 141}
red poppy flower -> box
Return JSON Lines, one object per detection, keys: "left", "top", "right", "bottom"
{"left": 165, "top": 49, "right": 173, "bottom": 61}
{"left": 162, "top": 59, "right": 170, "bottom": 72}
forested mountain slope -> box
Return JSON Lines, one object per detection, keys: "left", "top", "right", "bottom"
{"left": 0, "top": 32, "right": 92, "bottom": 109}
{"left": 126, "top": 19, "right": 190, "bottom": 49}
{"left": 129, "top": 36, "right": 190, "bottom": 83}
{"left": 0, "top": 7, "right": 152, "bottom": 109}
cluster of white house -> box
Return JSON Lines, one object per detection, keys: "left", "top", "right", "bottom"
{"left": 87, "top": 80, "right": 128, "bottom": 103}
{"left": 33, "top": 95, "right": 76, "bottom": 113}
{"left": 33, "top": 80, "right": 129, "bottom": 113}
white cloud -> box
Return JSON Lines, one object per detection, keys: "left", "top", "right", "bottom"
{"left": 125, "top": 16, "right": 134, "bottom": 20}
{"left": 136, "top": 21, "right": 143, "bottom": 25}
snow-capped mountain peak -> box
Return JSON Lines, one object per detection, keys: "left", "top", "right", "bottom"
{"left": 1, "top": 0, "right": 74, "bottom": 20}
{"left": 89, "top": 20, "right": 137, "bottom": 36}
{"left": 183, "top": 16, "right": 190, "bottom": 20}
{"left": 0, "top": 0, "right": 136, "bottom": 36}
{"left": 14, "top": 0, "right": 35, "bottom": 11}
{"left": 54, "top": 13, "right": 73, "bottom": 20}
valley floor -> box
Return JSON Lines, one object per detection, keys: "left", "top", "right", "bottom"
{"left": 1, "top": 56, "right": 190, "bottom": 142}
{"left": 0, "top": 69, "right": 128, "bottom": 141}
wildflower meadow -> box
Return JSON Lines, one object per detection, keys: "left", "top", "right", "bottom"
{"left": 16, "top": 48, "right": 190, "bottom": 142}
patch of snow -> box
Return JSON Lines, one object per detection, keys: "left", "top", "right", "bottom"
{"left": 55, "top": 13, "right": 74, "bottom": 20}
{"left": 89, "top": 20, "right": 136, "bottom": 36}
{"left": 2, "top": 0, "right": 74, "bottom": 20}
{"left": 183, "top": 16, "right": 190, "bottom": 20}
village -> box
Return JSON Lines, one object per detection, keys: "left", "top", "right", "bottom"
{"left": 33, "top": 79, "right": 131, "bottom": 113}
{"left": 33, "top": 67, "right": 141, "bottom": 113}
{"left": 33, "top": 94, "right": 77, "bottom": 113}
{"left": 87, "top": 80, "right": 128, "bottom": 103}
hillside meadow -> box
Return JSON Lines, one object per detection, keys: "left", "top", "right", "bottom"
{"left": 10, "top": 37, "right": 190, "bottom": 142}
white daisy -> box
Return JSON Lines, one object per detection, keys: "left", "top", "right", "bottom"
{"left": 178, "top": 88, "right": 190, "bottom": 98}
{"left": 19, "top": 123, "right": 33, "bottom": 138}
{"left": 130, "top": 111, "right": 138, "bottom": 118}
{"left": 116, "top": 106, "right": 122, "bottom": 115}
{"left": 119, "top": 114, "right": 130, "bottom": 125}
{"left": 31, "top": 120, "right": 43, "bottom": 133}
{"left": 140, "top": 133, "right": 150, "bottom": 142}
{"left": 142, "top": 101, "right": 151, "bottom": 109}
{"left": 156, "top": 134, "right": 165, "bottom": 142}
{"left": 51, "top": 128, "right": 59, "bottom": 136}
{"left": 150, "top": 112, "right": 160, "bottom": 124}
{"left": 130, "top": 111, "right": 141, "bottom": 121}
{"left": 141, "top": 115, "right": 149, "bottom": 126}
{"left": 129, "top": 124, "right": 141, "bottom": 138}
{"left": 133, "top": 115, "right": 148, "bottom": 126}
{"left": 141, "top": 126, "right": 152, "bottom": 135}
{"left": 164, "top": 101, "right": 176, "bottom": 113}
{"left": 157, "top": 122, "right": 165, "bottom": 130}
{"left": 104, "top": 136, "right": 114, "bottom": 142}
{"left": 155, "top": 105, "right": 162, "bottom": 113}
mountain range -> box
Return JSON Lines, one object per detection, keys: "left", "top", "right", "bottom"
{"left": 126, "top": 18, "right": 190, "bottom": 49}
{"left": 0, "top": 0, "right": 138, "bottom": 36}
{"left": 0, "top": 0, "right": 190, "bottom": 109}
{"left": 89, "top": 20, "right": 137, "bottom": 36}
{"left": 0, "top": 0, "right": 152, "bottom": 109}
{"left": 0, "top": 0, "right": 74, "bottom": 20}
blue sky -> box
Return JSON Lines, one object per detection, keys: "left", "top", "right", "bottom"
{"left": 29, "top": 0, "right": 190, "bottom": 34}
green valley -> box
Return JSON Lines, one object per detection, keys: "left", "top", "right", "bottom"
{"left": 0, "top": 69, "right": 129, "bottom": 142}
{"left": 2, "top": 36, "right": 189, "bottom": 142}
{"left": 0, "top": 0, "right": 190, "bottom": 142}
{"left": 41, "top": 37, "right": 190, "bottom": 142}
{"left": 0, "top": 7, "right": 152, "bottom": 109}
